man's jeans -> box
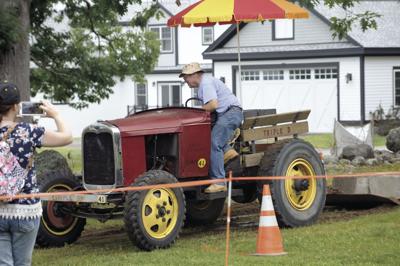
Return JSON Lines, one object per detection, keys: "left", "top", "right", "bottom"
{"left": 210, "top": 107, "right": 243, "bottom": 181}
{"left": 0, "top": 217, "right": 40, "bottom": 266}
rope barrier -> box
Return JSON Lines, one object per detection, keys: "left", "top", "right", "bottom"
{"left": 225, "top": 172, "right": 233, "bottom": 266}
{"left": 1, "top": 171, "right": 399, "bottom": 201}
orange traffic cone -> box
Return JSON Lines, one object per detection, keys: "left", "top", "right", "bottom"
{"left": 254, "top": 185, "right": 287, "bottom": 256}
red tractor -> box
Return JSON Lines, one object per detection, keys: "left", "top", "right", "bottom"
{"left": 36, "top": 106, "right": 326, "bottom": 251}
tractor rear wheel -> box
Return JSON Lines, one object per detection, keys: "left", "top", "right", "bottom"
{"left": 124, "top": 170, "right": 185, "bottom": 251}
{"left": 36, "top": 175, "right": 86, "bottom": 247}
{"left": 258, "top": 139, "right": 326, "bottom": 227}
{"left": 185, "top": 198, "right": 225, "bottom": 225}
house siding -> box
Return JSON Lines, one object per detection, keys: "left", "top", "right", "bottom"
{"left": 223, "top": 11, "right": 348, "bottom": 48}
{"left": 178, "top": 25, "right": 229, "bottom": 65}
{"left": 337, "top": 56, "right": 361, "bottom": 121}
{"left": 364, "top": 56, "right": 400, "bottom": 117}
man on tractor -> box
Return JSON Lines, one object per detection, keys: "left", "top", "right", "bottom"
{"left": 180, "top": 62, "right": 243, "bottom": 193}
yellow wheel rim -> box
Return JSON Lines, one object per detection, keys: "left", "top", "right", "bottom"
{"left": 142, "top": 188, "right": 179, "bottom": 239}
{"left": 42, "top": 184, "right": 78, "bottom": 236}
{"left": 285, "top": 159, "right": 317, "bottom": 211}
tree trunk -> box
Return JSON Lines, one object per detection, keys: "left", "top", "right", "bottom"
{"left": 0, "top": 0, "right": 30, "bottom": 101}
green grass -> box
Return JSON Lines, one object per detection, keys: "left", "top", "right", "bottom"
{"left": 300, "top": 133, "right": 386, "bottom": 149}
{"left": 32, "top": 207, "right": 400, "bottom": 265}
{"left": 326, "top": 162, "right": 400, "bottom": 175}
{"left": 373, "top": 134, "right": 386, "bottom": 147}
{"left": 300, "top": 133, "right": 334, "bottom": 149}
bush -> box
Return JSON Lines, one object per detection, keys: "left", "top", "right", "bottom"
{"left": 370, "top": 105, "right": 400, "bottom": 136}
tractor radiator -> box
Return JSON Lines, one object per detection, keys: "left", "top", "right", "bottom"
{"left": 82, "top": 122, "right": 122, "bottom": 189}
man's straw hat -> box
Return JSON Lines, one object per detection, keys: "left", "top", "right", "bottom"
{"left": 179, "top": 62, "right": 204, "bottom": 77}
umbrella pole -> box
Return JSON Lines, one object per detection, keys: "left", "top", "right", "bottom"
{"left": 236, "top": 23, "right": 243, "bottom": 106}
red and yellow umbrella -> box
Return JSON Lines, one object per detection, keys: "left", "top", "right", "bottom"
{"left": 167, "top": 0, "right": 309, "bottom": 27}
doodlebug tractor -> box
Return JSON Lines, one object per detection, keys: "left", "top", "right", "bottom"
{"left": 36, "top": 102, "right": 326, "bottom": 251}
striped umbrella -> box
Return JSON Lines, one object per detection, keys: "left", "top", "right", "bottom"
{"left": 167, "top": 0, "right": 309, "bottom": 104}
{"left": 167, "top": 0, "right": 309, "bottom": 27}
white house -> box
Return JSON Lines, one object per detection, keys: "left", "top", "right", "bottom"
{"left": 36, "top": 0, "right": 229, "bottom": 136}
{"left": 203, "top": 0, "right": 400, "bottom": 132}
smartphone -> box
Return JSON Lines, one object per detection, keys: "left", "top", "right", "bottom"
{"left": 20, "top": 102, "right": 45, "bottom": 116}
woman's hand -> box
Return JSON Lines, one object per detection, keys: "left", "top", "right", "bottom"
{"left": 39, "top": 100, "right": 59, "bottom": 119}
{"left": 39, "top": 100, "right": 73, "bottom": 147}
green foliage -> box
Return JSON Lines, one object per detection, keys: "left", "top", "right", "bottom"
{"left": 0, "top": 4, "right": 21, "bottom": 50}
{"left": 330, "top": 10, "right": 380, "bottom": 40}
{"left": 29, "top": 0, "right": 161, "bottom": 108}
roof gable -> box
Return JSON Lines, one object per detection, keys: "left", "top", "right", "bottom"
{"left": 204, "top": 8, "right": 358, "bottom": 55}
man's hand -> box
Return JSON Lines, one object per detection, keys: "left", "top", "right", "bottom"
{"left": 203, "top": 99, "right": 218, "bottom": 112}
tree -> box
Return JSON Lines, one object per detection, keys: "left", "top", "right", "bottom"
{"left": 0, "top": 0, "right": 30, "bottom": 101}
{"left": 0, "top": 0, "right": 380, "bottom": 107}
{"left": 1, "top": 0, "right": 161, "bottom": 107}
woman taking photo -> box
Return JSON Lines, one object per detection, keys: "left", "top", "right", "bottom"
{"left": 0, "top": 82, "right": 72, "bottom": 266}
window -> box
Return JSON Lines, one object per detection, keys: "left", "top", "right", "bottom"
{"left": 202, "top": 27, "right": 214, "bottom": 45}
{"left": 149, "top": 26, "right": 173, "bottom": 53}
{"left": 241, "top": 70, "right": 260, "bottom": 81}
{"left": 263, "top": 70, "right": 284, "bottom": 80}
{"left": 273, "top": 19, "right": 294, "bottom": 40}
{"left": 395, "top": 70, "right": 400, "bottom": 106}
{"left": 135, "top": 83, "right": 147, "bottom": 106}
{"left": 160, "top": 83, "right": 181, "bottom": 107}
{"left": 289, "top": 69, "right": 311, "bottom": 80}
{"left": 315, "top": 68, "right": 338, "bottom": 79}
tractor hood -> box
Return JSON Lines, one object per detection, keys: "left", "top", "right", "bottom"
{"left": 108, "top": 107, "right": 210, "bottom": 137}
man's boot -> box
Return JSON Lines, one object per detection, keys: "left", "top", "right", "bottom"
{"left": 204, "top": 183, "right": 227, "bottom": 193}
{"left": 224, "top": 149, "right": 239, "bottom": 164}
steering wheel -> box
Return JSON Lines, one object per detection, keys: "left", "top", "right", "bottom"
{"left": 185, "top": 97, "right": 202, "bottom": 107}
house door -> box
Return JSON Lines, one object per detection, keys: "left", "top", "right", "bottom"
{"left": 159, "top": 83, "right": 181, "bottom": 107}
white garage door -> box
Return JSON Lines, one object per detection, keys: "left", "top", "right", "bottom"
{"left": 240, "top": 67, "right": 337, "bottom": 133}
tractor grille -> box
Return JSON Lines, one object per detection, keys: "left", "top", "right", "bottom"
{"left": 83, "top": 132, "right": 115, "bottom": 186}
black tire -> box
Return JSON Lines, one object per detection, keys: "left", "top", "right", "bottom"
{"left": 257, "top": 139, "right": 326, "bottom": 227}
{"left": 185, "top": 198, "right": 225, "bottom": 226}
{"left": 123, "top": 170, "right": 185, "bottom": 251}
{"left": 36, "top": 175, "right": 86, "bottom": 247}
{"left": 232, "top": 183, "right": 258, "bottom": 204}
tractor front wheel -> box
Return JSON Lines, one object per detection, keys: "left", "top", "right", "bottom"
{"left": 37, "top": 175, "right": 86, "bottom": 247}
{"left": 124, "top": 170, "right": 185, "bottom": 251}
